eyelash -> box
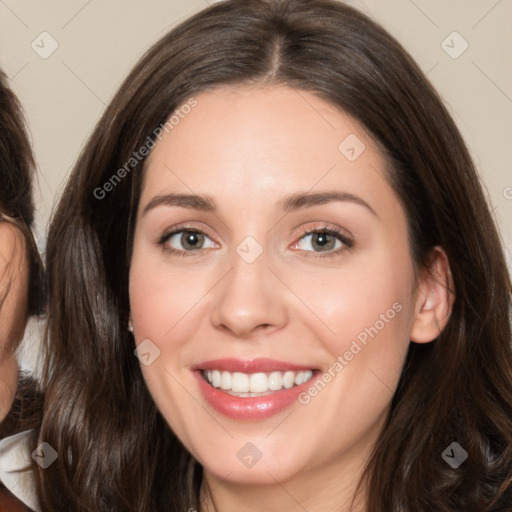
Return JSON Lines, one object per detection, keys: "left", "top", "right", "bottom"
{"left": 157, "top": 223, "right": 354, "bottom": 259}
{"left": 157, "top": 225, "right": 212, "bottom": 258}
{"left": 294, "top": 224, "right": 354, "bottom": 258}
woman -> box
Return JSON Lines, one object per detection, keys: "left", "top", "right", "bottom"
{"left": 39, "top": 0, "right": 512, "bottom": 510}
{"left": 0, "top": 70, "right": 45, "bottom": 511}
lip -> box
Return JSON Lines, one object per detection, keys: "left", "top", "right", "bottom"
{"left": 192, "top": 358, "right": 319, "bottom": 420}
{"left": 191, "top": 357, "right": 316, "bottom": 373}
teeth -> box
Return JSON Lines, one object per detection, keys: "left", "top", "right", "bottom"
{"left": 268, "top": 371, "right": 283, "bottom": 391}
{"left": 249, "top": 373, "right": 268, "bottom": 393}
{"left": 283, "top": 371, "right": 295, "bottom": 389}
{"left": 232, "top": 372, "right": 249, "bottom": 393}
{"left": 212, "top": 370, "right": 221, "bottom": 388}
{"left": 203, "top": 369, "right": 314, "bottom": 394}
{"left": 220, "top": 371, "right": 231, "bottom": 390}
{"left": 294, "top": 371, "right": 306, "bottom": 386}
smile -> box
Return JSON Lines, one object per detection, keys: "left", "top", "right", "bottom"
{"left": 192, "top": 358, "right": 321, "bottom": 420}
{"left": 202, "top": 369, "right": 315, "bottom": 396}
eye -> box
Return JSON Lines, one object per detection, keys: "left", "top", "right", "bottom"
{"left": 159, "top": 228, "right": 216, "bottom": 255}
{"left": 292, "top": 225, "right": 353, "bottom": 256}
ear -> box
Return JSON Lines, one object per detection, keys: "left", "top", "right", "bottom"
{"left": 410, "top": 246, "right": 455, "bottom": 344}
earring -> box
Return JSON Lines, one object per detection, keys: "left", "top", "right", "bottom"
{"left": 128, "top": 321, "right": 134, "bottom": 333}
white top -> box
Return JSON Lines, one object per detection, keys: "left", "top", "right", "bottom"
{"left": 0, "top": 430, "right": 40, "bottom": 511}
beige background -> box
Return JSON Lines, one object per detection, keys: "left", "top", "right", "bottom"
{"left": 0, "top": 0, "right": 511, "bottom": 367}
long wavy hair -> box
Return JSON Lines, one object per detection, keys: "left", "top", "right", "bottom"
{"left": 0, "top": 71, "right": 45, "bottom": 330}
{"left": 39, "top": 1, "right": 512, "bottom": 510}
{"left": 0, "top": 70, "right": 45, "bottom": 437}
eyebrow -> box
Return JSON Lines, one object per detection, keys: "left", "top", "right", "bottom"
{"left": 279, "top": 191, "right": 377, "bottom": 217}
{"left": 143, "top": 193, "right": 216, "bottom": 215}
{"left": 142, "top": 191, "right": 377, "bottom": 217}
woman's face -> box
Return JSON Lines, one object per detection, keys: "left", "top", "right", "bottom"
{"left": 129, "top": 85, "right": 430, "bottom": 487}
{"left": 0, "top": 222, "right": 28, "bottom": 421}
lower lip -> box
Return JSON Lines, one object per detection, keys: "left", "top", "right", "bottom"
{"left": 194, "top": 371, "right": 316, "bottom": 420}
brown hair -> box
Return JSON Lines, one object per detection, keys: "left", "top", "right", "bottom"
{"left": 0, "top": 71, "right": 45, "bottom": 434}
{"left": 39, "top": 1, "right": 512, "bottom": 510}
{"left": 0, "top": 71, "right": 45, "bottom": 324}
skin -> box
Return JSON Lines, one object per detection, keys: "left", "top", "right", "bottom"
{"left": 129, "top": 85, "right": 454, "bottom": 512}
{"left": 0, "top": 221, "right": 28, "bottom": 422}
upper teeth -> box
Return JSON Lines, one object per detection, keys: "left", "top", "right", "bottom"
{"left": 204, "top": 370, "right": 314, "bottom": 394}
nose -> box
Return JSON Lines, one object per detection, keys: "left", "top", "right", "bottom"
{"left": 210, "top": 246, "right": 288, "bottom": 338}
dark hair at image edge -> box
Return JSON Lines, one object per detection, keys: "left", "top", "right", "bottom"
{"left": 0, "top": 70, "right": 46, "bottom": 323}
{"left": 39, "top": 0, "right": 512, "bottom": 510}
{"left": 0, "top": 72, "right": 45, "bottom": 439}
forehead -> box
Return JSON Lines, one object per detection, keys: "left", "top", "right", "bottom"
{"left": 140, "top": 85, "right": 400, "bottom": 220}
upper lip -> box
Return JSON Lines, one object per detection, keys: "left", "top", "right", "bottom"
{"left": 191, "top": 358, "right": 317, "bottom": 373}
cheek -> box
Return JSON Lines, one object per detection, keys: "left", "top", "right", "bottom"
{"left": 129, "top": 245, "right": 211, "bottom": 342}
{"left": 284, "top": 250, "right": 414, "bottom": 419}
{"left": 128, "top": 247, "right": 210, "bottom": 445}
{"left": 282, "top": 250, "right": 414, "bottom": 354}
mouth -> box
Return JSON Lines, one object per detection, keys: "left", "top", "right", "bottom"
{"left": 201, "top": 369, "right": 315, "bottom": 397}
{"left": 192, "top": 358, "right": 320, "bottom": 420}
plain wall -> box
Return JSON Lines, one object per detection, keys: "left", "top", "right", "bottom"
{"left": 1, "top": 0, "right": 511, "bottom": 370}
